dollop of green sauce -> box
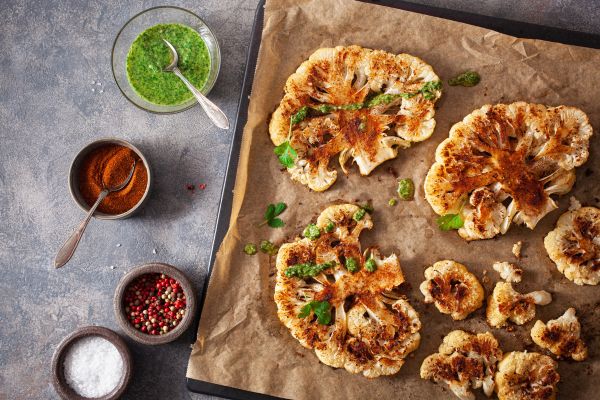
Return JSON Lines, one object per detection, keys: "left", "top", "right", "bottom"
{"left": 126, "top": 23, "right": 210, "bottom": 105}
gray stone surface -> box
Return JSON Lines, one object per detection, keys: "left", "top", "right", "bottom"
{"left": 0, "top": 1, "right": 597, "bottom": 399}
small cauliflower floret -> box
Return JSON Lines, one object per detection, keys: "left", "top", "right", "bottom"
{"left": 495, "top": 351, "right": 560, "bottom": 400}
{"left": 420, "top": 260, "right": 484, "bottom": 320}
{"left": 512, "top": 241, "right": 523, "bottom": 259}
{"left": 486, "top": 282, "right": 551, "bottom": 328}
{"left": 270, "top": 45, "right": 441, "bottom": 191}
{"left": 531, "top": 308, "right": 588, "bottom": 361}
{"left": 568, "top": 196, "right": 582, "bottom": 211}
{"left": 420, "top": 330, "right": 503, "bottom": 400}
{"left": 544, "top": 206, "right": 600, "bottom": 285}
{"left": 425, "top": 102, "right": 593, "bottom": 240}
{"left": 492, "top": 261, "right": 523, "bottom": 283}
{"left": 274, "top": 204, "right": 421, "bottom": 377}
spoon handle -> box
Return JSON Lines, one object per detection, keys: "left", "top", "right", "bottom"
{"left": 172, "top": 67, "right": 230, "bottom": 130}
{"left": 54, "top": 189, "right": 109, "bottom": 268}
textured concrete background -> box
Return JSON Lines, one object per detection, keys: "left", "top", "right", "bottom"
{"left": 0, "top": 1, "right": 598, "bottom": 399}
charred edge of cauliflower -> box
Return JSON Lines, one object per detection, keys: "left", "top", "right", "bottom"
{"left": 419, "top": 260, "right": 485, "bottom": 320}
{"left": 492, "top": 261, "right": 523, "bottom": 283}
{"left": 544, "top": 206, "right": 600, "bottom": 285}
{"left": 495, "top": 351, "right": 560, "bottom": 400}
{"left": 269, "top": 45, "right": 441, "bottom": 192}
{"left": 424, "top": 102, "right": 593, "bottom": 241}
{"left": 531, "top": 307, "right": 588, "bottom": 361}
{"left": 486, "top": 282, "right": 552, "bottom": 328}
{"left": 274, "top": 204, "right": 422, "bottom": 378}
{"left": 420, "top": 330, "right": 503, "bottom": 400}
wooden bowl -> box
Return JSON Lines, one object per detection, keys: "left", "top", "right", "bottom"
{"left": 51, "top": 326, "right": 132, "bottom": 400}
{"left": 113, "top": 262, "right": 196, "bottom": 345}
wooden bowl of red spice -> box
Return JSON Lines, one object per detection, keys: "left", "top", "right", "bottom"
{"left": 69, "top": 138, "right": 151, "bottom": 219}
{"left": 113, "top": 263, "right": 196, "bottom": 345}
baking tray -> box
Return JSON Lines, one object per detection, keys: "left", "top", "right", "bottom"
{"left": 186, "top": 1, "right": 600, "bottom": 398}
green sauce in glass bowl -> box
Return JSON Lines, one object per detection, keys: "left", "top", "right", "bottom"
{"left": 126, "top": 23, "right": 211, "bottom": 106}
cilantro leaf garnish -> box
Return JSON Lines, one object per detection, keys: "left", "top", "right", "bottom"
{"left": 298, "top": 300, "right": 332, "bottom": 325}
{"left": 436, "top": 213, "right": 464, "bottom": 231}
{"left": 262, "top": 202, "right": 287, "bottom": 228}
{"left": 274, "top": 141, "right": 297, "bottom": 168}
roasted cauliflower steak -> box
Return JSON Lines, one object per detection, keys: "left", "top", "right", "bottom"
{"left": 419, "top": 260, "right": 484, "bottom": 320}
{"left": 274, "top": 204, "right": 421, "bottom": 377}
{"left": 424, "top": 102, "right": 593, "bottom": 240}
{"left": 270, "top": 45, "right": 442, "bottom": 191}
{"left": 486, "top": 282, "right": 551, "bottom": 328}
{"left": 531, "top": 307, "right": 588, "bottom": 361}
{"left": 544, "top": 206, "right": 600, "bottom": 285}
{"left": 495, "top": 351, "right": 560, "bottom": 400}
{"left": 420, "top": 330, "right": 503, "bottom": 400}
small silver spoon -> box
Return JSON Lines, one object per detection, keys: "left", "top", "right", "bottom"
{"left": 162, "top": 39, "right": 229, "bottom": 130}
{"left": 54, "top": 161, "right": 137, "bottom": 269}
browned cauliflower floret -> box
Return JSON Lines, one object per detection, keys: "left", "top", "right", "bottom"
{"left": 495, "top": 351, "right": 560, "bottom": 400}
{"left": 420, "top": 330, "right": 503, "bottom": 400}
{"left": 419, "top": 260, "right": 484, "bottom": 320}
{"left": 424, "top": 102, "right": 592, "bottom": 240}
{"left": 544, "top": 206, "right": 600, "bottom": 285}
{"left": 486, "top": 282, "right": 551, "bottom": 328}
{"left": 269, "top": 45, "right": 441, "bottom": 191}
{"left": 274, "top": 204, "right": 421, "bottom": 377}
{"left": 531, "top": 308, "right": 588, "bottom": 361}
{"left": 492, "top": 261, "right": 523, "bottom": 283}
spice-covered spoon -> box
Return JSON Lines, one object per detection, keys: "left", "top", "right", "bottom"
{"left": 162, "top": 39, "right": 229, "bottom": 130}
{"left": 54, "top": 161, "right": 137, "bottom": 269}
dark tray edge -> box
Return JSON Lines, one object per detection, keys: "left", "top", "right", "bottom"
{"left": 187, "top": 0, "right": 600, "bottom": 398}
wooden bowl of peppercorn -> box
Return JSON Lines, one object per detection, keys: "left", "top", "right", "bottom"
{"left": 69, "top": 138, "right": 152, "bottom": 220}
{"left": 113, "top": 262, "right": 196, "bottom": 345}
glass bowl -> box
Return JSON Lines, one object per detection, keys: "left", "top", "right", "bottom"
{"left": 111, "top": 6, "right": 221, "bottom": 114}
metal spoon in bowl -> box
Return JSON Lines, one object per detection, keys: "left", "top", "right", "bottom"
{"left": 162, "top": 39, "right": 229, "bottom": 130}
{"left": 54, "top": 161, "right": 137, "bottom": 269}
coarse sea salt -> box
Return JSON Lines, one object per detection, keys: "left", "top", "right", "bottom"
{"left": 63, "top": 336, "right": 124, "bottom": 398}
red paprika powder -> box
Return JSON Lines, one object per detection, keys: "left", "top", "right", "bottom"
{"left": 78, "top": 144, "right": 148, "bottom": 215}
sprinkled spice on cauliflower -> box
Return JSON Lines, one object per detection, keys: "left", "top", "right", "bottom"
{"left": 544, "top": 206, "right": 600, "bottom": 285}
{"left": 486, "top": 282, "right": 551, "bottom": 328}
{"left": 421, "top": 330, "right": 502, "bottom": 400}
{"left": 424, "top": 102, "right": 592, "bottom": 240}
{"left": 274, "top": 204, "right": 421, "bottom": 377}
{"left": 495, "top": 351, "right": 559, "bottom": 400}
{"left": 420, "top": 260, "right": 484, "bottom": 320}
{"left": 270, "top": 45, "right": 441, "bottom": 191}
{"left": 531, "top": 307, "right": 588, "bottom": 361}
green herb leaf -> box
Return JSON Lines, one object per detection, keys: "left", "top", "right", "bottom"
{"left": 353, "top": 208, "right": 366, "bottom": 222}
{"left": 365, "top": 258, "right": 377, "bottom": 272}
{"left": 273, "top": 202, "right": 287, "bottom": 216}
{"left": 291, "top": 106, "right": 309, "bottom": 125}
{"left": 243, "top": 243, "right": 257, "bottom": 255}
{"left": 285, "top": 261, "right": 335, "bottom": 279}
{"left": 303, "top": 223, "right": 321, "bottom": 240}
{"left": 274, "top": 141, "right": 297, "bottom": 168}
{"left": 268, "top": 218, "right": 284, "bottom": 228}
{"left": 260, "top": 240, "right": 278, "bottom": 256}
{"left": 397, "top": 178, "right": 415, "bottom": 201}
{"left": 448, "top": 71, "right": 481, "bottom": 87}
{"left": 436, "top": 213, "right": 464, "bottom": 231}
{"left": 298, "top": 300, "right": 332, "bottom": 325}
{"left": 345, "top": 257, "right": 359, "bottom": 273}
{"left": 419, "top": 80, "right": 442, "bottom": 100}
{"left": 263, "top": 202, "right": 287, "bottom": 228}
{"left": 324, "top": 220, "right": 335, "bottom": 233}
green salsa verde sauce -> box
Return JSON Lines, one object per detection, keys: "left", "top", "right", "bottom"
{"left": 126, "top": 23, "right": 211, "bottom": 105}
